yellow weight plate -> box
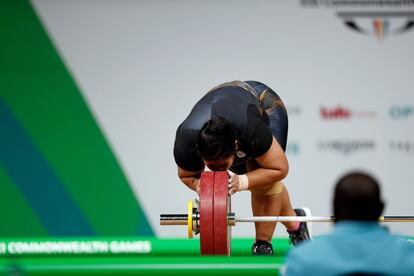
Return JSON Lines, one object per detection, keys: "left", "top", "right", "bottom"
{"left": 188, "top": 200, "right": 193, "bottom": 238}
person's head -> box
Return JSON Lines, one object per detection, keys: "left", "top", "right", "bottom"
{"left": 333, "top": 171, "right": 384, "bottom": 222}
{"left": 197, "top": 117, "right": 236, "bottom": 171}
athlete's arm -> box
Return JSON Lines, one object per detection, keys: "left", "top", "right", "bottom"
{"left": 177, "top": 166, "right": 205, "bottom": 194}
{"left": 245, "top": 136, "right": 289, "bottom": 189}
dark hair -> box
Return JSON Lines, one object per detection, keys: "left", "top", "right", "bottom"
{"left": 197, "top": 117, "right": 236, "bottom": 160}
{"left": 334, "top": 172, "right": 384, "bottom": 222}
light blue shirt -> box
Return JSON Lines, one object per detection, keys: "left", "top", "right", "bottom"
{"left": 285, "top": 221, "right": 414, "bottom": 276}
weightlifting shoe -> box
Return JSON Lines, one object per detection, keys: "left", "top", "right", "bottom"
{"left": 287, "top": 207, "right": 312, "bottom": 246}
{"left": 252, "top": 239, "right": 274, "bottom": 256}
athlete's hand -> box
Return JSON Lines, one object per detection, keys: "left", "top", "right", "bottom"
{"left": 228, "top": 173, "right": 239, "bottom": 195}
{"left": 228, "top": 172, "right": 249, "bottom": 196}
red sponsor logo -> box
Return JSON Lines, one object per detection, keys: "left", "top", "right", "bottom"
{"left": 320, "top": 106, "right": 351, "bottom": 119}
{"left": 320, "top": 106, "right": 376, "bottom": 120}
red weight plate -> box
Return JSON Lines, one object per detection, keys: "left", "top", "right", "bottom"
{"left": 199, "top": 172, "right": 215, "bottom": 255}
{"left": 213, "top": 171, "right": 231, "bottom": 255}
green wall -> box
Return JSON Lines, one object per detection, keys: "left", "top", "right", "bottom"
{"left": 0, "top": 0, "right": 153, "bottom": 237}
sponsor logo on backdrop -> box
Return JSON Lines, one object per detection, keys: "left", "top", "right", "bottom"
{"left": 301, "top": 0, "right": 414, "bottom": 41}
{"left": 286, "top": 142, "right": 301, "bottom": 156}
{"left": 320, "top": 106, "right": 376, "bottom": 120}
{"left": 390, "top": 141, "right": 414, "bottom": 153}
{"left": 318, "top": 139, "right": 376, "bottom": 155}
{"left": 337, "top": 11, "right": 414, "bottom": 41}
{"left": 390, "top": 105, "right": 414, "bottom": 119}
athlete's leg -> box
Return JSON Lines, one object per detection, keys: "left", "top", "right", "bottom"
{"left": 248, "top": 159, "right": 297, "bottom": 241}
{"left": 251, "top": 184, "right": 297, "bottom": 241}
{"left": 243, "top": 81, "right": 310, "bottom": 250}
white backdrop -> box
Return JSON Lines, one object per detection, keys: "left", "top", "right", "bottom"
{"left": 32, "top": 0, "right": 414, "bottom": 237}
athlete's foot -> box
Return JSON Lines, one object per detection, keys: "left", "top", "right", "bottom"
{"left": 252, "top": 239, "right": 274, "bottom": 256}
{"left": 287, "top": 207, "right": 312, "bottom": 246}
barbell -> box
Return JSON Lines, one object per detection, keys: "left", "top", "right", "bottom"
{"left": 160, "top": 171, "right": 414, "bottom": 256}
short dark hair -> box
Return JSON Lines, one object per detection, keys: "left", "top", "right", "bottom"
{"left": 334, "top": 171, "right": 384, "bottom": 222}
{"left": 197, "top": 117, "right": 236, "bottom": 160}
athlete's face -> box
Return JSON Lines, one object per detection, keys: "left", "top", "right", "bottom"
{"left": 203, "top": 155, "right": 235, "bottom": 171}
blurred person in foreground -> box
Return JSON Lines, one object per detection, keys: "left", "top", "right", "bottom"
{"left": 285, "top": 171, "right": 414, "bottom": 276}
{"left": 173, "top": 80, "right": 311, "bottom": 255}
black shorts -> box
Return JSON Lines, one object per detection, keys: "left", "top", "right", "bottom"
{"left": 230, "top": 81, "right": 288, "bottom": 174}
